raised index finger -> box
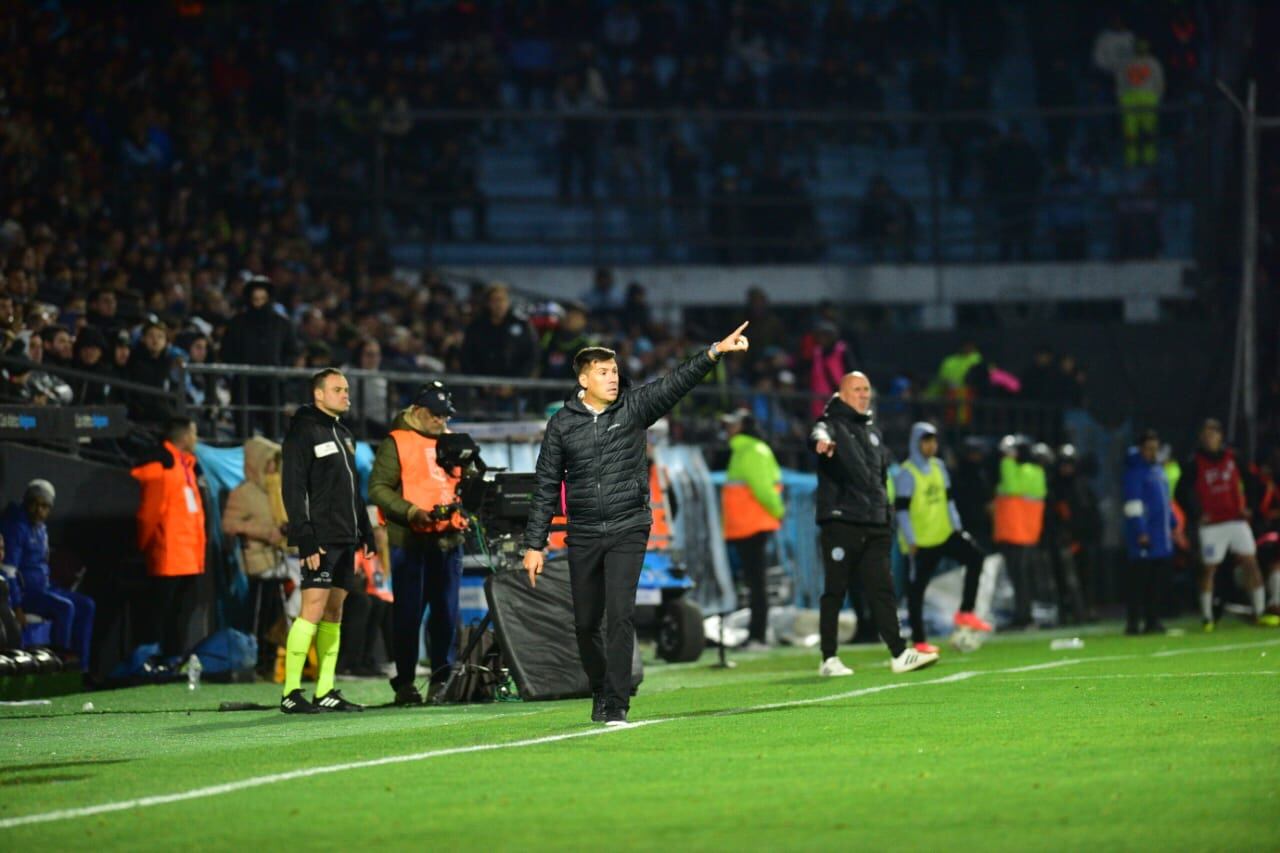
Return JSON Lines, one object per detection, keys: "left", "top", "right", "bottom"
{"left": 730, "top": 320, "right": 749, "bottom": 337}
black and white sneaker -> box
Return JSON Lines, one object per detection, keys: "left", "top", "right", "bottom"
{"left": 603, "top": 708, "right": 629, "bottom": 727}
{"left": 591, "top": 692, "right": 606, "bottom": 723}
{"left": 280, "top": 689, "right": 320, "bottom": 715}
{"left": 314, "top": 689, "right": 364, "bottom": 712}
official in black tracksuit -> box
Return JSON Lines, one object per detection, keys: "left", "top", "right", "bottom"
{"left": 278, "top": 368, "right": 375, "bottom": 714}
{"left": 523, "top": 323, "right": 751, "bottom": 725}
{"left": 810, "top": 372, "right": 937, "bottom": 677}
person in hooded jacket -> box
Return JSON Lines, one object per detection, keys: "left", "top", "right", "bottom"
{"left": 222, "top": 435, "right": 290, "bottom": 668}
{"left": 220, "top": 275, "right": 299, "bottom": 435}
{"left": 279, "top": 369, "right": 376, "bottom": 714}
{"left": 811, "top": 372, "right": 938, "bottom": 678}
{"left": 894, "top": 422, "right": 991, "bottom": 655}
{"left": 1122, "top": 429, "right": 1174, "bottom": 634}
{"left": 523, "top": 323, "right": 751, "bottom": 726}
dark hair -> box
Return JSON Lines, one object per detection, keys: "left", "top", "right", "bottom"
{"left": 573, "top": 346, "right": 617, "bottom": 378}
{"left": 1138, "top": 428, "right": 1160, "bottom": 445}
{"left": 312, "top": 367, "right": 344, "bottom": 391}
{"left": 165, "top": 416, "right": 195, "bottom": 444}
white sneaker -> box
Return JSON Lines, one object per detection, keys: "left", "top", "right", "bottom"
{"left": 819, "top": 656, "right": 854, "bottom": 677}
{"left": 891, "top": 647, "right": 939, "bottom": 673}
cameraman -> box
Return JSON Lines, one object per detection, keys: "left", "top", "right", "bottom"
{"left": 369, "top": 382, "right": 470, "bottom": 705}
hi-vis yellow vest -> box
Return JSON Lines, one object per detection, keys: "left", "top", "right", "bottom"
{"left": 903, "top": 459, "right": 953, "bottom": 548}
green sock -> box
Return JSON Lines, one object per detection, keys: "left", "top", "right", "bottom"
{"left": 283, "top": 618, "right": 318, "bottom": 696}
{"left": 315, "top": 620, "right": 341, "bottom": 698}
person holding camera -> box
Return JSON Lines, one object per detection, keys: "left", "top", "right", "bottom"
{"left": 369, "top": 381, "right": 471, "bottom": 706}
{"left": 280, "top": 368, "right": 376, "bottom": 714}
{"left": 523, "top": 323, "right": 751, "bottom": 727}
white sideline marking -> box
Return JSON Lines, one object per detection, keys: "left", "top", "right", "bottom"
{"left": 989, "top": 670, "right": 1279, "bottom": 682}
{"left": 0, "top": 721, "right": 666, "bottom": 830}
{"left": 3, "top": 639, "right": 1276, "bottom": 831}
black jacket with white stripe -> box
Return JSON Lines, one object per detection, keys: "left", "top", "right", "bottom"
{"left": 282, "top": 404, "right": 374, "bottom": 558}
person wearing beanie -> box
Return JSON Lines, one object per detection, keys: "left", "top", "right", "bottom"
{"left": 0, "top": 479, "right": 96, "bottom": 669}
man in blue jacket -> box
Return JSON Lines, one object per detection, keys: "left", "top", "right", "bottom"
{"left": 1122, "top": 429, "right": 1174, "bottom": 634}
{"left": 0, "top": 480, "right": 95, "bottom": 668}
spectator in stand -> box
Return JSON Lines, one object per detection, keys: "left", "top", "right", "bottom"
{"left": 460, "top": 282, "right": 539, "bottom": 411}
{"left": 67, "top": 326, "right": 112, "bottom": 405}
{"left": 1020, "top": 347, "right": 1057, "bottom": 404}
{"left": 346, "top": 337, "right": 391, "bottom": 439}
{"left": 220, "top": 275, "right": 299, "bottom": 435}
{"left": 84, "top": 289, "right": 121, "bottom": 334}
{"left": 39, "top": 325, "right": 73, "bottom": 369}
{"left": 1176, "top": 419, "right": 1280, "bottom": 630}
{"left": 743, "top": 287, "right": 788, "bottom": 376}
{"left": 806, "top": 322, "right": 853, "bottom": 420}
{"left": 1115, "top": 40, "right": 1164, "bottom": 167}
{"left": 1123, "top": 429, "right": 1173, "bottom": 634}
{"left": 540, "top": 302, "right": 595, "bottom": 381}
{"left": 581, "top": 268, "right": 625, "bottom": 321}
{"left": 0, "top": 480, "right": 94, "bottom": 669}
{"left": 620, "top": 282, "right": 651, "bottom": 338}
{"left": 857, "top": 175, "right": 918, "bottom": 262}
{"left": 130, "top": 417, "right": 207, "bottom": 657}
{"left": 126, "top": 319, "right": 185, "bottom": 431}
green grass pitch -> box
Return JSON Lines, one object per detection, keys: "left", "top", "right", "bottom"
{"left": 2, "top": 620, "right": 1277, "bottom": 850}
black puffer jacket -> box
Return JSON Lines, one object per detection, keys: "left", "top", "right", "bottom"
{"left": 282, "top": 404, "right": 374, "bottom": 557}
{"left": 523, "top": 350, "right": 715, "bottom": 549}
{"left": 811, "top": 395, "right": 892, "bottom": 526}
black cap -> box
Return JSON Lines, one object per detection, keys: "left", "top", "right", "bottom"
{"left": 411, "top": 381, "right": 455, "bottom": 416}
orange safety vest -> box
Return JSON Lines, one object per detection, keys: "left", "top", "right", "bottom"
{"left": 648, "top": 464, "right": 671, "bottom": 551}
{"left": 722, "top": 482, "right": 782, "bottom": 541}
{"left": 993, "top": 495, "right": 1044, "bottom": 546}
{"left": 131, "top": 440, "right": 207, "bottom": 577}
{"left": 389, "top": 429, "right": 464, "bottom": 534}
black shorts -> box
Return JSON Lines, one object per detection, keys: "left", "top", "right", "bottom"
{"left": 300, "top": 545, "right": 356, "bottom": 591}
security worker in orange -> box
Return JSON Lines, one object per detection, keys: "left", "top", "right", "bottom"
{"left": 130, "top": 416, "right": 206, "bottom": 658}
{"left": 369, "top": 382, "right": 468, "bottom": 706}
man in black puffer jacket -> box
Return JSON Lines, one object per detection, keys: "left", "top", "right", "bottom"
{"left": 524, "top": 322, "right": 751, "bottom": 726}
{"left": 811, "top": 371, "right": 937, "bottom": 678}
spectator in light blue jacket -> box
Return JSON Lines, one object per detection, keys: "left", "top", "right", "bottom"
{"left": 1122, "top": 429, "right": 1174, "bottom": 635}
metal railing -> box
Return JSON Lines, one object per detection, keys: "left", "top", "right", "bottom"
{"left": 2, "top": 356, "right": 1071, "bottom": 468}
{"left": 288, "top": 102, "right": 1213, "bottom": 265}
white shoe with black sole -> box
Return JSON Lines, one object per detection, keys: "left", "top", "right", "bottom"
{"left": 818, "top": 656, "right": 854, "bottom": 677}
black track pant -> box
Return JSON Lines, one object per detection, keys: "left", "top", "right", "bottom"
{"left": 1126, "top": 557, "right": 1169, "bottom": 631}
{"left": 819, "top": 521, "right": 906, "bottom": 659}
{"left": 729, "top": 531, "right": 770, "bottom": 642}
{"left": 567, "top": 526, "right": 648, "bottom": 712}
{"left": 907, "top": 531, "right": 986, "bottom": 644}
